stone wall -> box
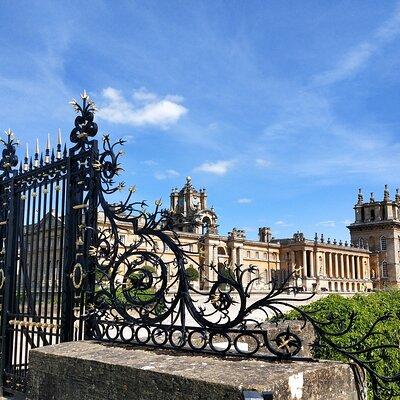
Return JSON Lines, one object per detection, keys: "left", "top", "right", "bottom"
{"left": 28, "top": 341, "right": 363, "bottom": 400}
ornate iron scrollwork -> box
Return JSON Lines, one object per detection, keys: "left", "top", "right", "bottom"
{"left": 0, "top": 129, "right": 19, "bottom": 180}
{"left": 70, "top": 263, "right": 84, "bottom": 289}
{"left": 69, "top": 90, "right": 98, "bottom": 151}
{"left": 0, "top": 268, "right": 5, "bottom": 290}
{"left": 67, "top": 93, "right": 400, "bottom": 400}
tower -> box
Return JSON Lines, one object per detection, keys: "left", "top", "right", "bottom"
{"left": 169, "top": 177, "right": 218, "bottom": 234}
{"left": 348, "top": 186, "right": 400, "bottom": 288}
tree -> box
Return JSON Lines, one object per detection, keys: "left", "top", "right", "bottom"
{"left": 185, "top": 265, "right": 199, "bottom": 282}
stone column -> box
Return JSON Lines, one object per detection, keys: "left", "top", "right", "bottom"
{"left": 334, "top": 253, "right": 338, "bottom": 277}
{"left": 364, "top": 258, "right": 370, "bottom": 279}
{"left": 230, "top": 246, "right": 237, "bottom": 268}
{"left": 317, "top": 252, "right": 328, "bottom": 277}
{"left": 351, "top": 256, "right": 355, "bottom": 279}
{"left": 303, "top": 250, "right": 307, "bottom": 276}
{"left": 212, "top": 245, "right": 218, "bottom": 282}
{"left": 345, "top": 255, "right": 349, "bottom": 278}
{"left": 328, "top": 252, "right": 333, "bottom": 277}
{"left": 290, "top": 250, "right": 295, "bottom": 272}
{"left": 310, "top": 250, "right": 315, "bottom": 277}
{"left": 237, "top": 247, "right": 243, "bottom": 266}
{"left": 340, "top": 254, "right": 344, "bottom": 278}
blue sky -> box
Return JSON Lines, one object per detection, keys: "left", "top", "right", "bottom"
{"left": 0, "top": 1, "right": 400, "bottom": 241}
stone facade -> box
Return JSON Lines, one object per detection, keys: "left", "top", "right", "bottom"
{"left": 34, "top": 179, "right": 378, "bottom": 294}
{"left": 107, "top": 178, "right": 373, "bottom": 294}
{"left": 348, "top": 186, "right": 400, "bottom": 288}
{"left": 277, "top": 233, "right": 371, "bottom": 292}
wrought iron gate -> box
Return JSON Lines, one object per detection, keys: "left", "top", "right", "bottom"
{"left": 0, "top": 93, "right": 98, "bottom": 394}
{"left": 0, "top": 92, "right": 398, "bottom": 399}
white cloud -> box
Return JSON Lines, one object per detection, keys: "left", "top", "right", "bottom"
{"left": 316, "top": 221, "right": 336, "bottom": 228}
{"left": 154, "top": 169, "right": 180, "bottom": 180}
{"left": 194, "top": 160, "right": 235, "bottom": 176}
{"left": 255, "top": 158, "right": 271, "bottom": 167}
{"left": 98, "top": 87, "right": 188, "bottom": 128}
{"left": 313, "top": 3, "right": 400, "bottom": 86}
{"left": 237, "top": 198, "right": 252, "bottom": 204}
{"left": 142, "top": 160, "right": 158, "bottom": 166}
{"left": 275, "top": 220, "right": 293, "bottom": 227}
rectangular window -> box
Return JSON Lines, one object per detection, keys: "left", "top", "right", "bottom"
{"left": 255, "top": 251, "right": 259, "bottom": 259}
{"left": 246, "top": 251, "right": 251, "bottom": 258}
{"left": 119, "top": 234, "right": 126, "bottom": 244}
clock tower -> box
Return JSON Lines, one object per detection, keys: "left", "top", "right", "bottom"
{"left": 170, "top": 177, "right": 218, "bottom": 234}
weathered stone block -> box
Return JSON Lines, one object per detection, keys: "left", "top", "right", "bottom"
{"left": 28, "top": 341, "right": 361, "bottom": 400}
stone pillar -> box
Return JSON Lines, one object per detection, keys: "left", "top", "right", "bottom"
{"left": 340, "top": 254, "right": 344, "bottom": 278}
{"left": 328, "top": 252, "right": 333, "bottom": 277}
{"left": 230, "top": 246, "right": 237, "bottom": 268}
{"left": 364, "top": 258, "right": 370, "bottom": 279}
{"left": 302, "top": 250, "right": 307, "bottom": 276}
{"left": 334, "top": 253, "right": 338, "bottom": 277}
{"left": 356, "top": 256, "right": 360, "bottom": 279}
{"left": 317, "top": 252, "right": 328, "bottom": 277}
{"left": 351, "top": 256, "right": 355, "bottom": 279}
{"left": 290, "top": 250, "right": 295, "bottom": 272}
{"left": 310, "top": 250, "right": 315, "bottom": 277}
{"left": 236, "top": 246, "right": 243, "bottom": 266}
{"left": 212, "top": 245, "right": 218, "bottom": 282}
{"left": 345, "top": 255, "right": 349, "bottom": 278}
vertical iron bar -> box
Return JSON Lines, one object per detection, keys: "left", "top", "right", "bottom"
{"left": 49, "top": 174, "right": 60, "bottom": 343}
{"left": 19, "top": 187, "right": 31, "bottom": 377}
{"left": 84, "top": 143, "right": 99, "bottom": 339}
{"left": 32, "top": 183, "right": 42, "bottom": 323}
{"left": 20, "top": 184, "right": 32, "bottom": 379}
{"left": 61, "top": 153, "right": 76, "bottom": 342}
{"left": 56, "top": 176, "right": 67, "bottom": 344}
{"left": 1, "top": 179, "right": 18, "bottom": 392}
{"left": 43, "top": 177, "right": 54, "bottom": 344}
{"left": 37, "top": 178, "right": 49, "bottom": 348}
{"left": 13, "top": 189, "right": 26, "bottom": 381}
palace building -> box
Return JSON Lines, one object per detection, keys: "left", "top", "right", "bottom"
{"left": 32, "top": 179, "right": 400, "bottom": 294}
{"left": 160, "top": 177, "right": 374, "bottom": 293}
{"left": 348, "top": 186, "right": 400, "bottom": 289}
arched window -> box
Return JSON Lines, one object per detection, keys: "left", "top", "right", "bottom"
{"left": 380, "top": 236, "right": 387, "bottom": 251}
{"left": 202, "top": 217, "right": 211, "bottom": 234}
{"left": 370, "top": 209, "right": 375, "bottom": 221}
{"left": 381, "top": 261, "right": 388, "bottom": 278}
{"left": 358, "top": 238, "right": 365, "bottom": 248}
{"left": 217, "top": 247, "right": 226, "bottom": 255}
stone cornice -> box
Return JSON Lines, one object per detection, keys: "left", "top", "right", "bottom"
{"left": 348, "top": 220, "right": 400, "bottom": 231}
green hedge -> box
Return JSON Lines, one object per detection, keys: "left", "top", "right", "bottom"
{"left": 283, "top": 290, "right": 400, "bottom": 397}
